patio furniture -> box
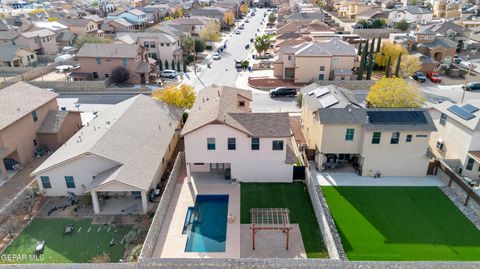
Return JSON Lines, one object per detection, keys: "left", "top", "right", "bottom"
{"left": 35, "top": 241, "right": 45, "bottom": 255}
{"left": 63, "top": 224, "right": 74, "bottom": 236}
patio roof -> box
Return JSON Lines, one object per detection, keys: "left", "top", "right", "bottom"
{"left": 250, "top": 208, "right": 291, "bottom": 229}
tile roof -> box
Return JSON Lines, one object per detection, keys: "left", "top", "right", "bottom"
{"left": 294, "top": 39, "right": 356, "bottom": 57}
{"left": 77, "top": 43, "right": 139, "bottom": 58}
{"left": 402, "top": 6, "right": 432, "bottom": 15}
{"left": 127, "top": 9, "right": 146, "bottom": 16}
{"left": 417, "top": 38, "right": 458, "bottom": 49}
{"left": 59, "top": 18, "right": 92, "bottom": 27}
{"left": 32, "top": 95, "right": 183, "bottom": 191}
{"left": 21, "top": 29, "right": 55, "bottom": 38}
{"left": 0, "top": 82, "right": 58, "bottom": 131}
{"left": 182, "top": 85, "right": 291, "bottom": 138}
{"left": 0, "top": 31, "right": 20, "bottom": 40}
{"left": 0, "top": 45, "right": 31, "bottom": 61}
{"left": 116, "top": 31, "right": 177, "bottom": 43}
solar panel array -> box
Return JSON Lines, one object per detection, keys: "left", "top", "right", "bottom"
{"left": 319, "top": 94, "right": 339, "bottom": 108}
{"left": 462, "top": 104, "right": 479, "bottom": 114}
{"left": 447, "top": 105, "right": 476, "bottom": 121}
{"left": 308, "top": 87, "right": 329, "bottom": 98}
{"left": 366, "top": 111, "right": 428, "bottom": 124}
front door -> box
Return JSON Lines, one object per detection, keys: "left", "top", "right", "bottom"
{"left": 210, "top": 163, "right": 225, "bottom": 173}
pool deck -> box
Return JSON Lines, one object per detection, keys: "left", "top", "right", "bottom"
{"left": 153, "top": 172, "right": 241, "bottom": 258}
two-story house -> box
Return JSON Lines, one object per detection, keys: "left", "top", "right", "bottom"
{"left": 70, "top": 43, "right": 156, "bottom": 84}
{"left": 301, "top": 83, "right": 437, "bottom": 177}
{"left": 182, "top": 85, "right": 296, "bottom": 182}
{"left": 433, "top": 0, "right": 460, "bottom": 19}
{"left": 428, "top": 101, "right": 480, "bottom": 180}
{"left": 116, "top": 32, "right": 182, "bottom": 63}
{"left": 0, "top": 82, "right": 81, "bottom": 180}
{"left": 59, "top": 18, "right": 99, "bottom": 36}
{"left": 388, "top": 6, "right": 433, "bottom": 27}
{"left": 0, "top": 45, "right": 37, "bottom": 67}
{"left": 107, "top": 9, "right": 148, "bottom": 30}
{"left": 274, "top": 38, "right": 357, "bottom": 83}
{"left": 14, "top": 29, "right": 58, "bottom": 55}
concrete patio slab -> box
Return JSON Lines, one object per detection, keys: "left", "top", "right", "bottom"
{"left": 240, "top": 224, "right": 306, "bottom": 259}
{"left": 312, "top": 168, "right": 446, "bottom": 187}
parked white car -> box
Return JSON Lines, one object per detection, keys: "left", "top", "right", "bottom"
{"left": 212, "top": 53, "right": 221, "bottom": 60}
{"left": 235, "top": 29, "right": 241, "bottom": 34}
{"left": 160, "top": 69, "right": 178, "bottom": 78}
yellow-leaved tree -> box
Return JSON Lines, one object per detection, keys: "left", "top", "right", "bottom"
{"left": 366, "top": 78, "right": 425, "bottom": 108}
{"left": 223, "top": 11, "right": 235, "bottom": 26}
{"left": 399, "top": 55, "right": 421, "bottom": 77}
{"left": 152, "top": 84, "right": 196, "bottom": 110}
{"left": 374, "top": 42, "right": 407, "bottom": 67}
{"left": 240, "top": 4, "right": 249, "bottom": 14}
{"left": 200, "top": 21, "right": 220, "bottom": 42}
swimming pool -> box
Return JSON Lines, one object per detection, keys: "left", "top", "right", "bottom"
{"left": 183, "top": 195, "right": 229, "bottom": 252}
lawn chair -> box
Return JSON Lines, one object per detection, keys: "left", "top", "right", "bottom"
{"left": 34, "top": 241, "right": 45, "bottom": 255}
{"left": 63, "top": 224, "right": 74, "bottom": 236}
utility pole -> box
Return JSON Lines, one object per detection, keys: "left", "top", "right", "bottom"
{"left": 461, "top": 63, "right": 473, "bottom": 103}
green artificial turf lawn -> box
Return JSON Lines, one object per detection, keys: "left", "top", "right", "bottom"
{"left": 1, "top": 218, "right": 131, "bottom": 263}
{"left": 240, "top": 182, "right": 328, "bottom": 258}
{"left": 322, "top": 186, "right": 480, "bottom": 261}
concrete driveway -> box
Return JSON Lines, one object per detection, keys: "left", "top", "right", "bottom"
{"left": 311, "top": 167, "right": 446, "bottom": 187}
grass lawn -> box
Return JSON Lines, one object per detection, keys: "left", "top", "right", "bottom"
{"left": 240, "top": 182, "right": 328, "bottom": 258}
{"left": 1, "top": 218, "right": 131, "bottom": 263}
{"left": 322, "top": 186, "right": 480, "bottom": 261}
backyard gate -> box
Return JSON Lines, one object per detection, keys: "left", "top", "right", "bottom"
{"left": 293, "top": 166, "right": 305, "bottom": 180}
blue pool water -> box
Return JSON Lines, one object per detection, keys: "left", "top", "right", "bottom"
{"left": 183, "top": 195, "right": 229, "bottom": 252}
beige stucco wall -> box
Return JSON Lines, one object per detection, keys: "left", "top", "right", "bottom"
{"left": 15, "top": 34, "right": 58, "bottom": 55}
{"left": 361, "top": 130, "right": 431, "bottom": 177}
{"left": 78, "top": 56, "right": 144, "bottom": 84}
{"left": 0, "top": 99, "right": 58, "bottom": 165}
{"left": 38, "top": 111, "right": 82, "bottom": 150}
{"left": 184, "top": 124, "right": 293, "bottom": 182}
{"left": 295, "top": 56, "right": 332, "bottom": 83}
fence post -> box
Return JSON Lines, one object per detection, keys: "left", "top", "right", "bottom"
{"left": 465, "top": 189, "right": 472, "bottom": 206}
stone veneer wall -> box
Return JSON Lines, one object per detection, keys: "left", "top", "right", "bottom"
{"left": 0, "top": 186, "right": 35, "bottom": 214}
{"left": 139, "top": 152, "right": 185, "bottom": 259}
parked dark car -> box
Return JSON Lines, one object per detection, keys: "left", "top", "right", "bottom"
{"left": 412, "top": 71, "right": 426, "bottom": 82}
{"left": 245, "top": 44, "right": 250, "bottom": 49}
{"left": 269, "top": 87, "right": 297, "bottom": 97}
{"left": 453, "top": 55, "right": 462, "bottom": 64}
{"left": 464, "top": 82, "right": 480, "bottom": 91}
{"left": 234, "top": 59, "right": 242, "bottom": 68}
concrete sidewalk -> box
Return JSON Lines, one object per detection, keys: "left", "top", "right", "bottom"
{"left": 311, "top": 167, "right": 446, "bottom": 187}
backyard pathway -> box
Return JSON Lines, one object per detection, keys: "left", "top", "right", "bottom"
{"left": 312, "top": 167, "right": 445, "bottom": 187}
{"left": 0, "top": 156, "right": 47, "bottom": 211}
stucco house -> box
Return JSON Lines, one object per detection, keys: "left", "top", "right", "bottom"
{"left": 433, "top": 0, "right": 460, "bottom": 19}
{"left": 107, "top": 9, "right": 148, "bottom": 30}
{"left": 188, "top": 7, "right": 227, "bottom": 22}
{"left": 31, "top": 95, "right": 183, "bottom": 214}
{"left": 182, "top": 85, "right": 296, "bottom": 183}
{"left": 70, "top": 43, "right": 156, "bottom": 84}
{"left": 388, "top": 6, "right": 433, "bottom": 27}
{"left": 428, "top": 101, "right": 480, "bottom": 180}
{"left": 301, "top": 83, "right": 437, "bottom": 177}
{"left": 0, "top": 82, "right": 81, "bottom": 181}
{"left": 274, "top": 38, "right": 357, "bottom": 83}
{"left": 0, "top": 45, "right": 37, "bottom": 67}
{"left": 59, "top": 18, "right": 99, "bottom": 36}
{"left": 116, "top": 31, "right": 182, "bottom": 63}
{"left": 14, "top": 29, "right": 58, "bottom": 55}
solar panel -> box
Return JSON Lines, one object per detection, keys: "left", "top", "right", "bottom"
{"left": 319, "top": 94, "right": 339, "bottom": 108}
{"left": 313, "top": 87, "right": 330, "bottom": 98}
{"left": 366, "top": 111, "right": 427, "bottom": 124}
{"left": 447, "top": 105, "right": 475, "bottom": 121}
{"left": 462, "top": 104, "right": 479, "bottom": 113}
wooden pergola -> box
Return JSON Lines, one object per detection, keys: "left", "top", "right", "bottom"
{"left": 250, "top": 208, "right": 292, "bottom": 250}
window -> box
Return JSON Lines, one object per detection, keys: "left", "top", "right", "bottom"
{"left": 372, "top": 132, "right": 381, "bottom": 144}
{"left": 440, "top": 113, "right": 447, "bottom": 126}
{"left": 436, "top": 141, "right": 444, "bottom": 151}
{"left": 239, "top": 101, "right": 245, "bottom": 107}
{"left": 390, "top": 132, "right": 400, "bottom": 144}
{"left": 318, "top": 74, "right": 325, "bottom": 80}
{"left": 105, "top": 74, "right": 109, "bottom": 78}
{"left": 272, "top": 140, "right": 284, "bottom": 150}
{"left": 251, "top": 138, "right": 260, "bottom": 150}
{"left": 93, "top": 72, "right": 98, "bottom": 79}
{"left": 287, "top": 55, "right": 291, "bottom": 60}
{"left": 150, "top": 41, "right": 156, "bottom": 48}
{"left": 64, "top": 176, "right": 75, "bottom": 189}
{"left": 207, "top": 137, "right": 215, "bottom": 150}
{"left": 166, "top": 43, "right": 170, "bottom": 46}
{"left": 161, "top": 43, "right": 164, "bottom": 46}
{"left": 228, "top": 138, "right": 236, "bottom": 150}
{"left": 466, "top": 157, "right": 475, "bottom": 171}
{"left": 40, "top": 176, "right": 51, "bottom": 189}
{"left": 416, "top": 134, "right": 428, "bottom": 138}
{"left": 122, "top": 58, "right": 128, "bottom": 65}
{"left": 96, "top": 57, "right": 101, "bottom": 64}
{"left": 345, "top": 128, "right": 354, "bottom": 141}
{"left": 33, "top": 139, "right": 37, "bottom": 146}
{"left": 406, "top": 134, "right": 413, "bottom": 142}
{"left": 31, "top": 110, "right": 38, "bottom": 122}
{"left": 144, "top": 41, "right": 150, "bottom": 48}
{"left": 320, "top": 66, "right": 325, "bottom": 71}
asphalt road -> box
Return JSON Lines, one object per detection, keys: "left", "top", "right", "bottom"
{"left": 191, "top": 8, "right": 267, "bottom": 89}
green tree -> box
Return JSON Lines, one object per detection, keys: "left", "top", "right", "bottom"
{"left": 366, "top": 78, "right": 424, "bottom": 108}
{"left": 357, "top": 39, "right": 369, "bottom": 80}
{"left": 194, "top": 38, "right": 206, "bottom": 53}
{"left": 158, "top": 59, "right": 163, "bottom": 71}
{"left": 183, "top": 60, "right": 187, "bottom": 73}
{"left": 385, "top": 56, "right": 391, "bottom": 78}
{"left": 254, "top": 34, "right": 273, "bottom": 56}
{"left": 74, "top": 35, "right": 112, "bottom": 49}
{"left": 357, "top": 42, "right": 362, "bottom": 56}
{"left": 171, "top": 59, "right": 175, "bottom": 71}
{"left": 395, "top": 54, "right": 402, "bottom": 77}
{"left": 165, "top": 59, "right": 169, "bottom": 69}
{"left": 376, "top": 36, "right": 381, "bottom": 52}
{"left": 395, "top": 20, "right": 409, "bottom": 31}
{"left": 183, "top": 36, "right": 194, "bottom": 54}
{"left": 176, "top": 60, "right": 181, "bottom": 72}
{"left": 268, "top": 13, "right": 276, "bottom": 24}
{"left": 366, "top": 51, "right": 375, "bottom": 80}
